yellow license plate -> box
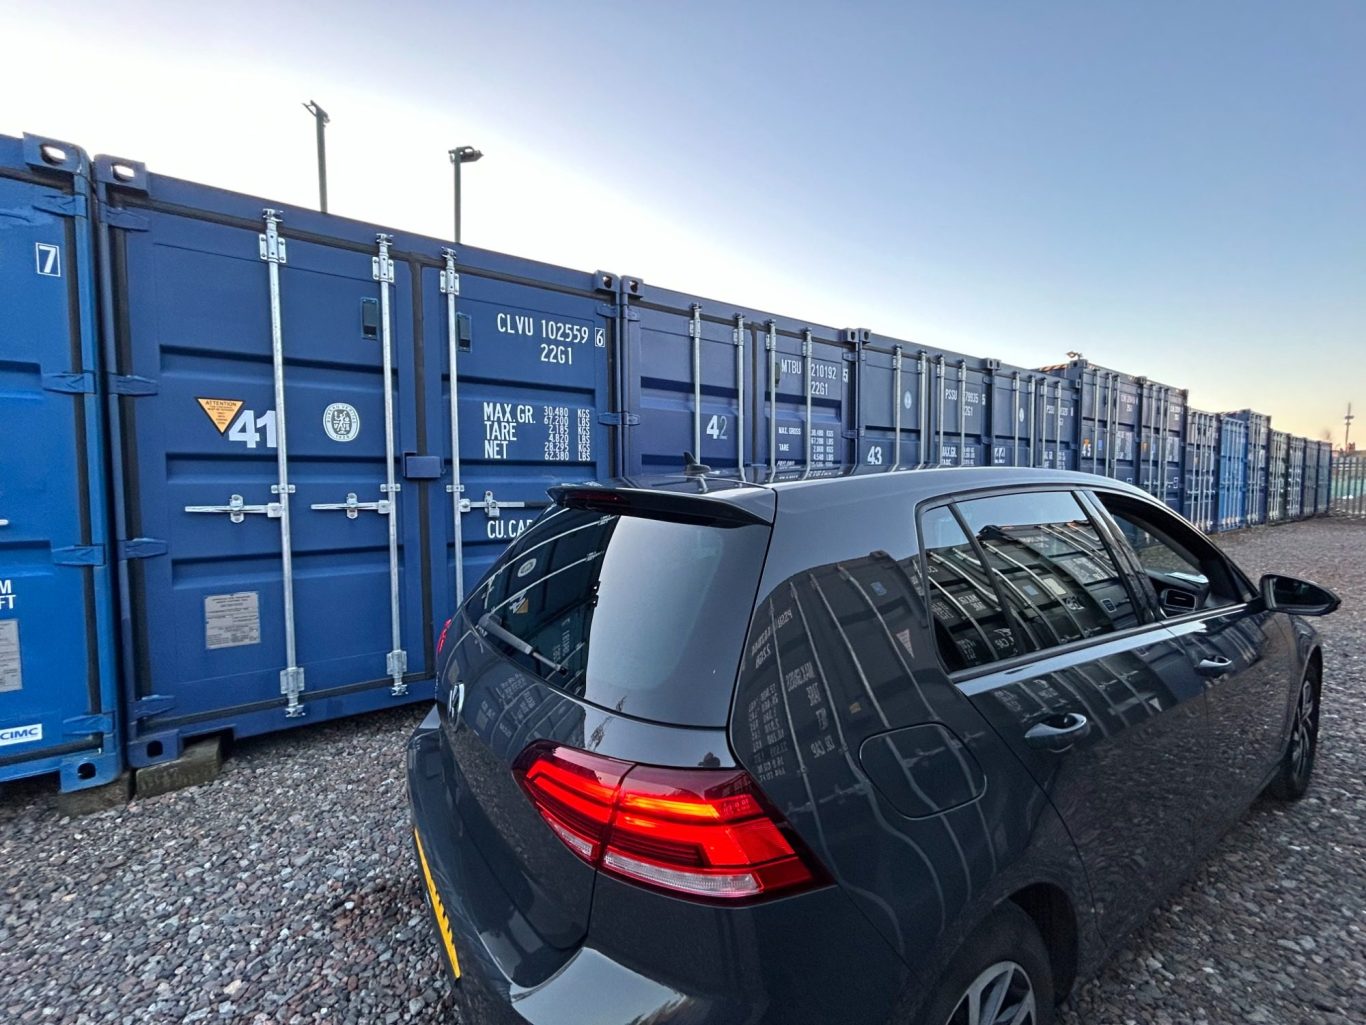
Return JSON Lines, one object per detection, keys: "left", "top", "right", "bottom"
{"left": 414, "top": 829, "right": 462, "bottom": 979}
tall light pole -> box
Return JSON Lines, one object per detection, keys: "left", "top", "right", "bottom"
{"left": 302, "top": 101, "right": 330, "bottom": 212}
{"left": 449, "top": 145, "right": 483, "bottom": 243}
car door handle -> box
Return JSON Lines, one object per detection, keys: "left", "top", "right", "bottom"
{"left": 1195, "top": 656, "right": 1234, "bottom": 677}
{"left": 1024, "top": 713, "right": 1090, "bottom": 752}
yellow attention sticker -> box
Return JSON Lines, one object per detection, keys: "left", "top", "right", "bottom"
{"left": 197, "top": 397, "right": 244, "bottom": 434}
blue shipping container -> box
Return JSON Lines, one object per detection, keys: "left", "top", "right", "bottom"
{"left": 1183, "top": 410, "right": 1218, "bottom": 533}
{"left": 1224, "top": 410, "right": 1270, "bottom": 526}
{"left": 1314, "top": 442, "right": 1332, "bottom": 514}
{"left": 615, "top": 288, "right": 1080, "bottom": 479}
{"left": 1040, "top": 361, "right": 1143, "bottom": 490}
{"left": 619, "top": 281, "right": 855, "bottom": 475}
{"left": 1286, "top": 436, "right": 1307, "bottom": 519}
{"left": 1216, "top": 415, "right": 1249, "bottom": 532}
{"left": 93, "top": 153, "right": 615, "bottom": 766}
{"left": 0, "top": 135, "right": 122, "bottom": 791}
{"left": 1267, "top": 430, "right": 1291, "bottom": 523}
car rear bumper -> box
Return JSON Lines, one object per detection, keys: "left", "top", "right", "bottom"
{"left": 407, "top": 708, "right": 908, "bottom": 1025}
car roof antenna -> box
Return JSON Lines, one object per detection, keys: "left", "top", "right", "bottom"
{"left": 683, "top": 452, "right": 712, "bottom": 477}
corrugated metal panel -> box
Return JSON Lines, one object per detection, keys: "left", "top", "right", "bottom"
{"left": 94, "top": 153, "right": 614, "bottom": 766}
{"left": 0, "top": 134, "right": 121, "bottom": 791}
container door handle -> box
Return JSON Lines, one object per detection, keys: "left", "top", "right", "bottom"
{"left": 185, "top": 493, "right": 283, "bottom": 524}
{"left": 310, "top": 492, "right": 390, "bottom": 519}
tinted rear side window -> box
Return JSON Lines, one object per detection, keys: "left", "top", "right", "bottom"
{"left": 920, "top": 505, "right": 1021, "bottom": 671}
{"left": 466, "top": 506, "right": 769, "bottom": 727}
{"left": 954, "top": 491, "right": 1139, "bottom": 655}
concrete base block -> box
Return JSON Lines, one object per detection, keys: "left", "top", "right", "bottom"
{"left": 56, "top": 771, "right": 133, "bottom": 817}
{"left": 134, "top": 737, "right": 223, "bottom": 798}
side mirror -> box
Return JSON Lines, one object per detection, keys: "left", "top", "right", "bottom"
{"left": 1260, "top": 574, "right": 1341, "bottom": 617}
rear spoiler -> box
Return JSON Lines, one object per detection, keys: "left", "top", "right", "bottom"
{"left": 547, "top": 484, "right": 773, "bottom": 527}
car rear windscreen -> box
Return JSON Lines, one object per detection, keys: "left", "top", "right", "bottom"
{"left": 464, "top": 505, "right": 770, "bottom": 727}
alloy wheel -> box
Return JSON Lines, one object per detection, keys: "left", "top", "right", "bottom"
{"left": 1288, "top": 675, "right": 1318, "bottom": 785}
{"left": 945, "top": 960, "right": 1037, "bottom": 1025}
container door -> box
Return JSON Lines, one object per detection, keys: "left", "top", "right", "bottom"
{"left": 1039, "top": 375, "right": 1079, "bottom": 471}
{"left": 423, "top": 251, "right": 614, "bottom": 603}
{"left": 624, "top": 290, "right": 756, "bottom": 475}
{"left": 103, "top": 185, "right": 440, "bottom": 762}
{"left": 988, "top": 370, "right": 1042, "bottom": 468}
{"left": 0, "top": 135, "right": 120, "bottom": 790}
{"left": 1182, "top": 411, "right": 1217, "bottom": 533}
{"left": 988, "top": 371, "right": 1077, "bottom": 470}
{"left": 621, "top": 285, "right": 853, "bottom": 477}
{"left": 857, "top": 337, "right": 929, "bottom": 469}
{"left": 1073, "top": 368, "right": 1137, "bottom": 484}
{"left": 927, "top": 354, "right": 989, "bottom": 467}
{"left": 1143, "top": 385, "right": 1186, "bottom": 511}
{"left": 748, "top": 317, "right": 851, "bottom": 475}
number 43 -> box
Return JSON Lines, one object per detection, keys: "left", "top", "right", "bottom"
{"left": 227, "top": 409, "right": 278, "bottom": 449}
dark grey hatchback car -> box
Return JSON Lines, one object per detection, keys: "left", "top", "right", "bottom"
{"left": 406, "top": 467, "right": 1338, "bottom": 1025}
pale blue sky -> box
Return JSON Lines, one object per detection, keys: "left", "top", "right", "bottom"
{"left": 5, "top": 1, "right": 1362, "bottom": 440}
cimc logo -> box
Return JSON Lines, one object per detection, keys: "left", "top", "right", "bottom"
{"left": 0, "top": 723, "right": 43, "bottom": 747}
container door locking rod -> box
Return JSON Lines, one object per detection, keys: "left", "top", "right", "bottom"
{"left": 442, "top": 249, "right": 465, "bottom": 608}
{"left": 374, "top": 234, "right": 407, "bottom": 697}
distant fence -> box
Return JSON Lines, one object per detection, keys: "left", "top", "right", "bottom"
{"left": 1331, "top": 455, "right": 1366, "bottom": 518}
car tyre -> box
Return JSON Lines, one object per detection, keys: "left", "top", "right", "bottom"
{"left": 912, "top": 902, "right": 1055, "bottom": 1025}
{"left": 1266, "top": 664, "right": 1320, "bottom": 801}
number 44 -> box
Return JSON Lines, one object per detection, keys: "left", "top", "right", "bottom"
{"left": 227, "top": 409, "right": 278, "bottom": 449}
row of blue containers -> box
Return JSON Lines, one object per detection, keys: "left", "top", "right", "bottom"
{"left": 1181, "top": 408, "right": 1332, "bottom": 532}
{"left": 0, "top": 131, "right": 1333, "bottom": 793}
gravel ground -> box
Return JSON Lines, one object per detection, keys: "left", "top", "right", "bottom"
{"left": 2, "top": 517, "right": 1363, "bottom": 1025}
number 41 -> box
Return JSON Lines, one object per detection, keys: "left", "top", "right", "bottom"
{"left": 228, "top": 409, "right": 278, "bottom": 449}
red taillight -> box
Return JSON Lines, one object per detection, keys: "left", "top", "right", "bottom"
{"left": 436, "top": 617, "right": 453, "bottom": 656}
{"left": 513, "top": 741, "right": 826, "bottom": 901}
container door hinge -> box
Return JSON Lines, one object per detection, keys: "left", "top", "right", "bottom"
{"left": 280, "top": 666, "right": 306, "bottom": 717}
{"left": 42, "top": 372, "right": 96, "bottom": 394}
{"left": 101, "top": 208, "right": 150, "bottom": 232}
{"left": 372, "top": 247, "right": 395, "bottom": 284}
{"left": 110, "top": 374, "right": 159, "bottom": 396}
{"left": 598, "top": 412, "right": 640, "bottom": 427}
{"left": 52, "top": 544, "right": 104, "bottom": 566}
{"left": 259, "top": 228, "right": 287, "bottom": 264}
{"left": 64, "top": 713, "right": 114, "bottom": 736}
{"left": 32, "top": 191, "right": 88, "bottom": 218}
{"left": 132, "top": 695, "right": 176, "bottom": 719}
{"left": 118, "top": 537, "right": 168, "bottom": 560}
{"left": 386, "top": 650, "right": 408, "bottom": 697}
